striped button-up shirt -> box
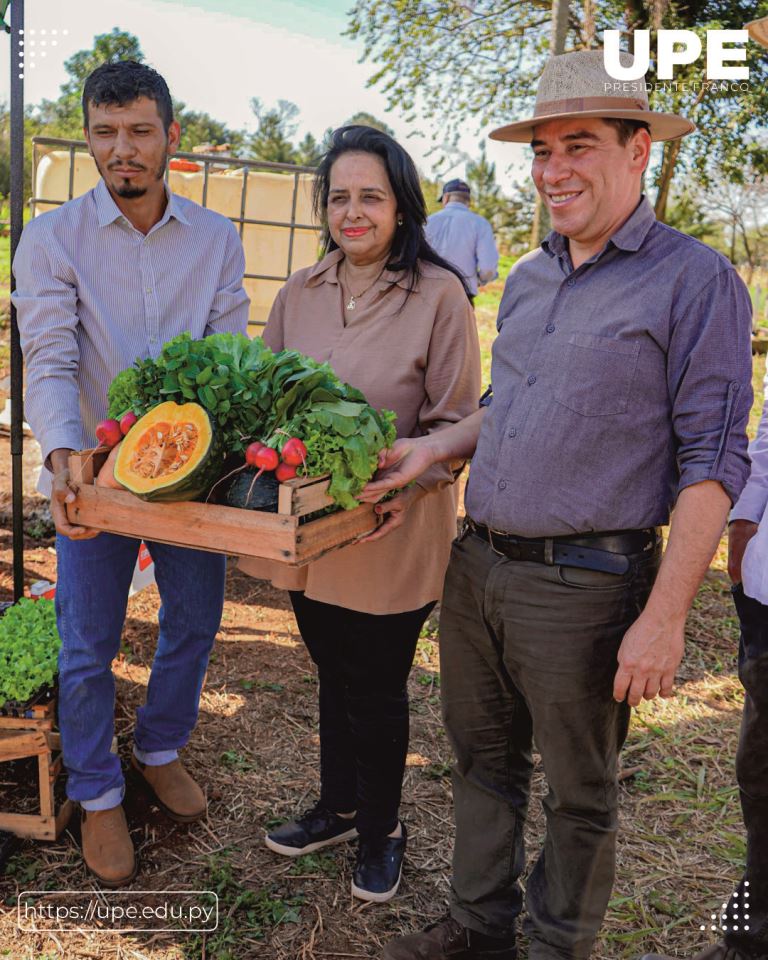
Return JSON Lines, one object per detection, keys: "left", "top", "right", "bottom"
{"left": 12, "top": 179, "right": 250, "bottom": 490}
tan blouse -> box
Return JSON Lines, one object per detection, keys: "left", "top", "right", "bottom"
{"left": 238, "top": 248, "right": 481, "bottom": 614}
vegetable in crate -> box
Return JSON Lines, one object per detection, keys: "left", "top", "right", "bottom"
{"left": 226, "top": 468, "right": 280, "bottom": 512}
{"left": 106, "top": 333, "right": 397, "bottom": 509}
{"left": 113, "top": 401, "right": 222, "bottom": 502}
{"left": 0, "top": 599, "right": 60, "bottom": 708}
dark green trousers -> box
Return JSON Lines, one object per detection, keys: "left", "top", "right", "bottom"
{"left": 440, "top": 530, "right": 661, "bottom": 960}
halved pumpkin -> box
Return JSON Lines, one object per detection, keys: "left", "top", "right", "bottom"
{"left": 113, "top": 401, "right": 221, "bottom": 502}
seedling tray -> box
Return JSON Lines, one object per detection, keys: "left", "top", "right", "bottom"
{"left": 66, "top": 449, "right": 380, "bottom": 566}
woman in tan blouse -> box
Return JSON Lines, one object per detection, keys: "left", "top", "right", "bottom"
{"left": 240, "top": 125, "right": 480, "bottom": 903}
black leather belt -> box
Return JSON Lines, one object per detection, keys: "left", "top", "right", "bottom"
{"left": 466, "top": 518, "right": 660, "bottom": 575}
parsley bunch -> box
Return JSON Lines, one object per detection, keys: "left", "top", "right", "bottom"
{"left": 0, "top": 599, "right": 60, "bottom": 707}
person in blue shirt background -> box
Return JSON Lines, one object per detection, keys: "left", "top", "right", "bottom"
{"left": 425, "top": 179, "right": 499, "bottom": 303}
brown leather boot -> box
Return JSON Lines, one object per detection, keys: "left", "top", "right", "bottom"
{"left": 80, "top": 805, "right": 137, "bottom": 888}
{"left": 130, "top": 756, "right": 207, "bottom": 822}
{"left": 640, "top": 943, "right": 765, "bottom": 959}
{"left": 383, "top": 916, "right": 516, "bottom": 959}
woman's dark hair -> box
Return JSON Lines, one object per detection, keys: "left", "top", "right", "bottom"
{"left": 313, "top": 125, "right": 471, "bottom": 300}
{"left": 82, "top": 60, "right": 173, "bottom": 133}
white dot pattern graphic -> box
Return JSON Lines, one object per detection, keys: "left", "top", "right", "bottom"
{"left": 707, "top": 885, "right": 756, "bottom": 934}
{"left": 14, "top": 25, "right": 68, "bottom": 70}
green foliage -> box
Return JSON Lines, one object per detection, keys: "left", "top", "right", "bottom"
{"left": 174, "top": 100, "right": 245, "bottom": 155}
{"left": 219, "top": 749, "right": 257, "bottom": 772}
{"left": 0, "top": 103, "right": 9, "bottom": 198}
{"left": 294, "top": 131, "right": 324, "bottom": 167}
{"left": 345, "top": 111, "right": 395, "bottom": 136}
{"left": 35, "top": 29, "right": 145, "bottom": 139}
{"left": 182, "top": 851, "right": 303, "bottom": 957}
{"left": 346, "top": 0, "right": 768, "bottom": 221}
{"left": 466, "top": 144, "right": 501, "bottom": 222}
{"left": 0, "top": 599, "right": 60, "bottom": 706}
{"left": 250, "top": 98, "right": 300, "bottom": 164}
{"left": 466, "top": 143, "right": 537, "bottom": 252}
{"left": 107, "top": 333, "right": 397, "bottom": 509}
{"left": 288, "top": 852, "right": 339, "bottom": 877}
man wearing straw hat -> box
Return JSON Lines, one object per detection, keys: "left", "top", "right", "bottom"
{"left": 363, "top": 49, "right": 754, "bottom": 960}
{"left": 643, "top": 16, "right": 768, "bottom": 960}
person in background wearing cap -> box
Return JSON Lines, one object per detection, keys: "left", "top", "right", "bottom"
{"left": 641, "top": 16, "right": 768, "bottom": 960}
{"left": 361, "top": 48, "right": 753, "bottom": 960}
{"left": 426, "top": 179, "right": 499, "bottom": 304}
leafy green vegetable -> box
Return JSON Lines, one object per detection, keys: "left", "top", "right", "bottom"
{"left": 0, "top": 599, "right": 60, "bottom": 707}
{"left": 107, "top": 368, "right": 140, "bottom": 420}
{"left": 106, "top": 333, "right": 397, "bottom": 509}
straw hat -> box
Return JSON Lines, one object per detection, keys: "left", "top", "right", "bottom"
{"left": 747, "top": 16, "right": 768, "bottom": 48}
{"left": 489, "top": 49, "right": 695, "bottom": 143}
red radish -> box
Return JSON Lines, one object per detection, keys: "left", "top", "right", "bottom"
{"left": 253, "top": 447, "right": 279, "bottom": 472}
{"left": 245, "top": 446, "right": 280, "bottom": 502}
{"left": 119, "top": 411, "right": 138, "bottom": 435}
{"left": 275, "top": 462, "right": 297, "bottom": 483}
{"left": 95, "top": 419, "right": 122, "bottom": 448}
{"left": 245, "top": 441, "right": 266, "bottom": 467}
{"left": 281, "top": 437, "right": 307, "bottom": 468}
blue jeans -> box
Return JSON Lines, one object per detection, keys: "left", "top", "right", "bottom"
{"left": 55, "top": 533, "right": 226, "bottom": 809}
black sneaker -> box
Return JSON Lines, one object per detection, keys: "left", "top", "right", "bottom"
{"left": 264, "top": 802, "right": 357, "bottom": 857}
{"left": 351, "top": 822, "right": 407, "bottom": 903}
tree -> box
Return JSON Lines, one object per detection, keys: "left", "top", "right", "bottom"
{"left": 249, "top": 98, "right": 300, "bottom": 163}
{"left": 465, "top": 145, "right": 537, "bottom": 254}
{"left": 0, "top": 103, "right": 9, "bottom": 198}
{"left": 33, "top": 28, "right": 144, "bottom": 137}
{"left": 345, "top": 111, "right": 396, "bottom": 136}
{"left": 696, "top": 171, "right": 768, "bottom": 279}
{"left": 295, "top": 132, "right": 324, "bottom": 166}
{"left": 174, "top": 102, "right": 245, "bottom": 154}
{"left": 346, "top": 0, "right": 768, "bottom": 225}
{"left": 466, "top": 144, "right": 501, "bottom": 222}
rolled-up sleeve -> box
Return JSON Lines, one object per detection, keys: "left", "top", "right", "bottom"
{"left": 12, "top": 223, "right": 82, "bottom": 466}
{"left": 668, "top": 266, "right": 753, "bottom": 504}
{"left": 415, "top": 283, "right": 482, "bottom": 493}
{"left": 204, "top": 221, "right": 250, "bottom": 336}
{"left": 476, "top": 218, "right": 499, "bottom": 285}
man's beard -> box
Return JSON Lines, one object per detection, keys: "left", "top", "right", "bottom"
{"left": 101, "top": 157, "right": 167, "bottom": 198}
{"left": 114, "top": 182, "right": 148, "bottom": 199}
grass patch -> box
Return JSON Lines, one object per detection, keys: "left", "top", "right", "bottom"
{"left": 181, "top": 850, "right": 304, "bottom": 958}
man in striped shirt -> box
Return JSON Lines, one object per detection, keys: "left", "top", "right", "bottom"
{"left": 12, "top": 60, "right": 249, "bottom": 887}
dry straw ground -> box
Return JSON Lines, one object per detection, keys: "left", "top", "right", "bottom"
{"left": 0, "top": 306, "right": 761, "bottom": 960}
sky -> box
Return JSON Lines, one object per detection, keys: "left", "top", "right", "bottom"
{"left": 0, "top": 0, "right": 528, "bottom": 188}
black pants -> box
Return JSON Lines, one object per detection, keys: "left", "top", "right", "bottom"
{"left": 724, "top": 585, "right": 768, "bottom": 956}
{"left": 440, "top": 531, "right": 661, "bottom": 960}
{"left": 289, "top": 592, "right": 435, "bottom": 841}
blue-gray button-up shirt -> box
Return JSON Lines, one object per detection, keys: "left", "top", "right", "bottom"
{"left": 465, "top": 196, "right": 753, "bottom": 537}
{"left": 426, "top": 202, "right": 499, "bottom": 295}
{"left": 12, "top": 179, "right": 250, "bottom": 489}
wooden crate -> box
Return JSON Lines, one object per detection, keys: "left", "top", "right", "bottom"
{"left": 66, "top": 449, "right": 380, "bottom": 565}
{"left": 0, "top": 699, "right": 74, "bottom": 841}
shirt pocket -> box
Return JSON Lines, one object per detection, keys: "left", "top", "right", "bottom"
{"left": 554, "top": 333, "right": 640, "bottom": 417}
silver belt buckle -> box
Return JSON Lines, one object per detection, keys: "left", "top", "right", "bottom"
{"left": 544, "top": 538, "right": 554, "bottom": 565}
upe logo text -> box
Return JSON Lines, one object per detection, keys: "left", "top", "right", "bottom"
{"left": 604, "top": 29, "right": 749, "bottom": 80}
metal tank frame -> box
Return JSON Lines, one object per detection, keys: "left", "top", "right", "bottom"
{"left": 30, "top": 136, "right": 321, "bottom": 329}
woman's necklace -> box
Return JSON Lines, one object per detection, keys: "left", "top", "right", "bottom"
{"left": 341, "top": 261, "right": 386, "bottom": 311}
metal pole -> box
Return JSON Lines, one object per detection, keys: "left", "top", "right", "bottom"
{"left": 10, "top": 0, "right": 25, "bottom": 602}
